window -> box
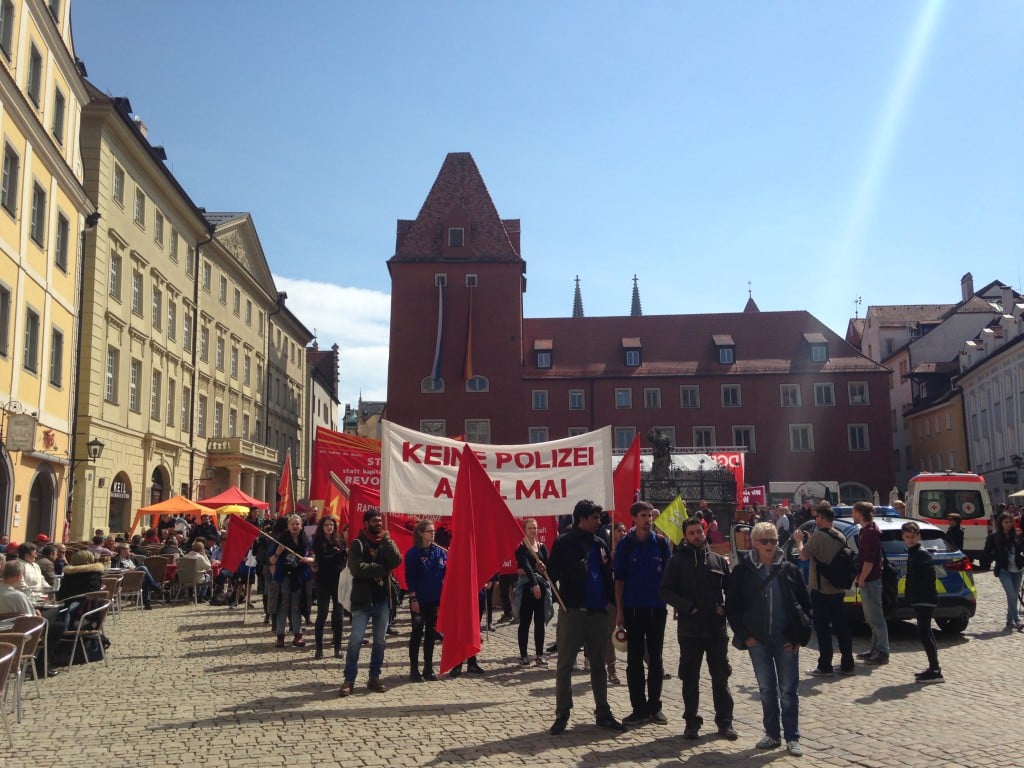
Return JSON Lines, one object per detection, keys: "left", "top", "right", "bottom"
{"left": 722, "top": 384, "right": 741, "bottom": 407}
{"left": 420, "top": 376, "right": 444, "bottom": 393}
{"left": 733, "top": 426, "right": 755, "bottom": 452}
{"left": 229, "top": 408, "right": 237, "bottom": 437}
{"left": 466, "top": 274, "right": 478, "bottom": 287}
{"left": 466, "top": 375, "right": 488, "bottom": 392}
{"left": 848, "top": 424, "right": 869, "bottom": 451}
{"left": 183, "top": 311, "right": 192, "bottom": 348}
{"left": 233, "top": 288, "right": 240, "bottom": 316}
{"left": 134, "top": 188, "right": 146, "bottom": 227}
{"left": 230, "top": 346, "right": 238, "bottom": 378}
{"left": 216, "top": 337, "right": 224, "bottom": 370}
{"left": 257, "top": 311, "right": 264, "bottom": 336}
{"left": 105, "top": 347, "right": 118, "bottom": 402}
{"left": 813, "top": 383, "right": 835, "bottom": 406}
{"left": 219, "top": 276, "right": 227, "bottom": 304}
{"left": 242, "top": 413, "right": 249, "bottom": 439}
{"left": 625, "top": 349, "right": 641, "bottom": 367}
{"left": 150, "top": 370, "right": 162, "bottom": 420}
{"left": 528, "top": 427, "right": 549, "bottom": 443}
{"left": 48, "top": 327, "right": 62, "bottom": 386}
{"left": 54, "top": 212, "right": 68, "bottom": 271}
{"left": 680, "top": 385, "right": 700, "bottom": 408}
{"left": 23, "top": 308, "right": 39, "bottom": 372}
{"left": 946, "top": 411, "right": 953, "bottom": 430}
{"left": 448, "top": 227, "right": 464, "bottom": 247}
{"left": 48, "top": 0, "right": 61, "bottom": 21}
{"left": 199, "top": 327, "right": 208, "bottom": 362}
{"left": 718, "top": 347, "right": 734, "bottom": 364}
{"left": 112, "top": 164, "right": 125, "bottom": 206}
{"left": 131, "top": 271, "right": 143, "bottom": 315}
{"left": 615, "top": 388, "right": 632, "bottom": 408}
{"left": 536, "top": 351, "right": 552, "bottom": 369}
{"left": 810, "top": 344, "right": 828, "bottom": 362}
{"left": 1, "top": 144, "right": 19, "bottom": 214}
{"left": 181, "top": 385, "right": 190, "bottom": 428}
{"left": 152, "top": 287, "right": 162, "bottom": 329}
{"left": 848, "top": 381, "right": 869, "bottom": 405}
{"left": 0, "top": 284, "right": 8, "bottom": 356}
{"left": 202, "top": 261, "right": 211, "bottom": 291}
{"left": 693, "top": 426, "right": 715, "bottom": 448}
{"left": 614, "top": 427, "right": 636, "bottom": 451}
{"left": 464, "top": 419, "right": 490, "bottom": 443}
{"left": 245, "top": 300, "right": 252, "bottom": 325}
{"left": 0, "top": 1, "right": 13, "bottom": 59}
{"left": 243, "top": 354, "right": 251, "bottom": 385}
{"left": 169, "top": 229, "right": 178, "bottom": 261}
{"left": 185, "top": 246, "right": 194, "bottom": 277}
{"left": 29, "top": 183, "right": 46, "bottom": 245}
{"left": 780, "top": 384, "right": 801, "bottom": 407}
{"left": 129, "top": 358, "right": 142, "bottom": 412}
{"left": 789, "top": 424, "right": 814, "bottom": 452}
{"left": 532, "top": 390, "right": 549, "bottom": 410}
{"left": 197, "top": 395, "right": 207, "bottom": 436}
{"left": 52, "top": 88, "right": 66, "bottom": 144}
{"left": 644, "top": 388, "right": 662, "bottom": 408}
{"left": 434, "top": 273, "right": 447, "bottom": 287}
{"left": 568, "top": 426, "right": 589, "bottom": 437}
{"left": 214, "top": 402, "right": 223, "bottom": 437}
{"left": 167, "top": 378, "right": 176, "bottom": 426}
{"left": 154, "top": 211, "right": 164, "bottom": 246}
{"left": 167, "top": 301, "right": 176, "bottom": 340}
{"left": 27, "top": 45, "right": 42, "bottom": 106}
{"left": 569, "top": 389, "right": 585, "bottom": 411}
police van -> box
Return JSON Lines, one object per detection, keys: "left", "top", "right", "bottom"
{"left": 906, "top": 471, "right": 993, "bottom": 561}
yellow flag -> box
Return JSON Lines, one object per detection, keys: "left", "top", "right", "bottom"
{"left": 654, "top": 495, "right": 689, "bottom": 545}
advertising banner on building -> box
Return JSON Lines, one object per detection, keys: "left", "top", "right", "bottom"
{"left": 709, "top": 450, "right": 745, "bottom": 506}
{"left": 381, "top": 420, "right": 613, "bottom": 518}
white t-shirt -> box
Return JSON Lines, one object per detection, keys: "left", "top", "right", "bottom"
{"left": 20, "top": 560, "right": 45, "bottom": 591}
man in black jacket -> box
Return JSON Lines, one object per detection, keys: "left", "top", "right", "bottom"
{"left": 659, "top": 516, "right": 735, "bottom": 740}
{"left": 546, "top": 499, "right": 626, "bottom": 735}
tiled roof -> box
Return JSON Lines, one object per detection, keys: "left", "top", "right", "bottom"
{"left": 522, "top": 311, "right": 888, "bottom": 378}
{"left": 205, "top": 212, "right": 247, "bottom": 227}
{"left": 865, "top": 304, "right": 953, "bottom": 324}
{"left": 392, "top": 153, "right": 521, "bottom": 262}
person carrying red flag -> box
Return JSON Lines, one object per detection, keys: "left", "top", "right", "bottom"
{"left": 338, "top": 508, "right": 401, "bottom": 697}
{"left": 547, "top": 499, "right": 627, "bottom": 736}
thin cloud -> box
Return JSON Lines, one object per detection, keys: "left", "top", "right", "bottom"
{"left": 274, "top": 275, "right": 390, "bottom": 409}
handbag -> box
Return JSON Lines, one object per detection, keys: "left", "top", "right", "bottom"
{"left": 337, "top": 567, "right": 354, "bottom": 612}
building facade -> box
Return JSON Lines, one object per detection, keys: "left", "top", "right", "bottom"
{"left": 386, "top": 153, "right": 894, "bottom": 503}
{"left": 305, "top": 341, "right": 340, "bottom": 502}
{"left": 0, "top": 0, "right": 94, "bottom": 543}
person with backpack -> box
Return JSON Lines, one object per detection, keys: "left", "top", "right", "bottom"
{"left": 794, "top": 501, "right": 855, "bottom": 676}
{"left": 614, "top": 501, "right": 672, "bottom": 728}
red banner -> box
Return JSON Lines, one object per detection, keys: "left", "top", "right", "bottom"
{"left": 310, "top": 426, "right": 381, "bottom": 502}
{"left": 709, "top": 451, "right": 745, "bottom": 506}
{"left": 742, "top": 485, "right": 766, "bottom": 507}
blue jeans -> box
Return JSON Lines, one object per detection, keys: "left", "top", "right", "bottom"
{"left": 859, "top": 579, "right": 889, "bottom": 655}
{"left": 344, "top": 599, "right": 391, "bottom": 682}
{"left": 748, "top": 637, "right": 799, "bottom": 742}
{"left": 997, "top": 569, "right": 1022, "bottom": 625}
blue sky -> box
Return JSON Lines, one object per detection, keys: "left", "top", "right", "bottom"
{"left": 71, "top": 1, "right": 1024, "bottom": 410}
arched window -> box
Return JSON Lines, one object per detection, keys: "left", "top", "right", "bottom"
{"left": 466, "top": 375, "right": 489, "bottom": 392}
{"left": 421, "top": 376, "right": 444, "bottom": 394}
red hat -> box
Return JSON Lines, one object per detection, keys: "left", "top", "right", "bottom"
{"left": 4, "top": 542, "right": 17, "bottom": 554}
{"left": 35, "top": 533, "right": 50, "bottom": 543}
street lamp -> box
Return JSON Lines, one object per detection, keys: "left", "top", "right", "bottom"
{"left": 85, "top": 438, "right": 104, "bottom": 463}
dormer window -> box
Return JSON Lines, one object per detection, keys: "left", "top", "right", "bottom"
{"left": 622, "top": 337, "right": 641, "bottom": 367}
{"left": 713, "top": 334, "right": 735, "bottom": 364}
{"left": 448, "top": 227, "right": 464, "bottom": 247}
{"left": 804, "top": 332, "right": 828, "bottom": 362}
{"left": 534, "top": 339, "right": 553, "bottom": 369}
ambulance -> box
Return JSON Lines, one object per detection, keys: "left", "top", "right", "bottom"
{"left": 905, "top": 471, "right": 993, "bottom": 560}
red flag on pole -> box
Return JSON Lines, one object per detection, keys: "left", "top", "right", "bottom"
{"left": 324, "top": 471, "right": 350, "bottom": 530}
{"left": 277, "top": 453, "right": 294, "bottom": 516}
{"left": 221, "top": 516, "right": 261, "bottom": 572}
{"left": 613, "top": 434, "right": 642, "bottom": 534}
{"left": 437, "top": 445, "right": 524, "bottom": 675}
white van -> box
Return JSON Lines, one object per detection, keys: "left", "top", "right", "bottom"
{"left": 906, "top": 471, "right": 993, "bottom": 560}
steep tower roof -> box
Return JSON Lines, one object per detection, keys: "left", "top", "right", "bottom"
{"left": 391, "top": 152, "right": 521, "bottom": 263}
{"left": 572, "top": 275, "right": 584, "bottom": 318}
{"left": 631, "top": 275, "right": 643, "bottom": 316}
{"left": 743, "top": 296, "right": 760, "bottom": 312}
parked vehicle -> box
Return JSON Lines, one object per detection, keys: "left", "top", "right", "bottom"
{"left": 731, "top": 516, "right": 977, "bottom": 633}
{"left": 905, "top": 471, "right": 993, "bottom": 561}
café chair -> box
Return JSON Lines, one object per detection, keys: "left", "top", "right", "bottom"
{"left": 8, "top": 617, "right": 44, "bottom": 702}
{"left": 143, "top": 556, "right": 170, "bottom": 590}
{"left": 56, "top": 597, "right": 111, "bottom": 671}
{"left": 118, "top": 570, "right": 146, "bottom": 610}
{"left": 100, "top": 575, "right": 123, "bottom": 620}
{"left": 171, "top": 557, "right": 206, "bottom": 604}
{"left": 0, "top": 642, "right": 16, "bottom": 746}
{"left": 0, "top": 631, "right": 27, "bottom": 723}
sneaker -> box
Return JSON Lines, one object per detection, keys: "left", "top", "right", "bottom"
{"left": 916, "top": 669, "right": 944, "bottom": 684}
{"left": 649, "top": 710, "right": 668, "bottom": 725}
{"left": 864, "top": 652, "right": 889, "bottom": 666}
{"left": 409, "top": 669, "right": 423, "bottom": 683}
{"left": 913, "top": 668, "right": 930, "bottom": 679}
{"left": 787, "top": 740, "right": 804, "bottom": 757}
{"left": 839, "top": 665, "right": 856, "bottom": 676}
{"left": 467, "top": 662, "right": 485, "bottom": 675}
{"left": 718, "top": 726, "right": 738, "bottom": 741}
{"left": 622, "top": 711, "right": 648, "bottom": 728}
{"left": 1015, "top": 622, "right": 1024, "bottom": 631}
{"left": 607, "top": 671, "right": 621, "bottom": 685}
{"left": 423, "top": 670, "right": 438, "bottom": 682}
{"left": 806, "top": 667, "right": 833, "bottom": 677}
{"left": 535, "top": 654, "right": 548, "bottom": 666}
{"left": 683, "top": 724, "right": 700, "bottom": 739}
{"left": 519, "top": 656, "right": 530, "bottom": 666}
{"left": 855, "top": 651, "right": 873, "bottom": 660}
{"left": 756, "top": 735, "right": 782, "bottom": 750}
{"left": 595, "top": 714, "right": 626, "bottom": 732}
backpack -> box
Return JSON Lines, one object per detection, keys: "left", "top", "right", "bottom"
{"left": 815, "top": 529, "right": 858, "bottom": 590}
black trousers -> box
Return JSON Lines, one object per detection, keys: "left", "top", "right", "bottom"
{"left": 914, "top": 606, "right": 939, "bottom": 670}
{"left": 810, "top": 590, "right": 853, "bottom": 671}
{"left": 623, "top": 606, "right": 667, "bottom": 716}
{"left": 518, "top": 586, "right": 546, "bottom": 657}
{"left": 678, "top": 634, "right": 734, "bottom": 728}
{"left": 314, "top": 579, "right": 343, "bottom": 650}
{"left": 409, "top": 603, "right": 439, "bottom": 671}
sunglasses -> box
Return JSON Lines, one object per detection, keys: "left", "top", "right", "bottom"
{"left": 758, "top": 538, "right": 779, "bottom": 544}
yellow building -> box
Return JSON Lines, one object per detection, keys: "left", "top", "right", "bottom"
{"left": 0, "top": 0, "right": 94, "bottom": 543}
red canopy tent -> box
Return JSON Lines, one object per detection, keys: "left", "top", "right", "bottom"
{"left": 198, "top": 485, "right": 270, "bottom": 510}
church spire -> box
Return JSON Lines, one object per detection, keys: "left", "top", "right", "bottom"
{"left": 630, "top": 274, "right": 642, "bottom": 316}
{"left": 572, "top": 275, "right": 584, "bottom": 318}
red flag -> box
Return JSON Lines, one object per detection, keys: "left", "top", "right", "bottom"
{"left": 221, "top": 516, "right": 260, "bottom": 572}
{"left": 385, "top": 512, "right": 417, "bottom": 590}
{"left": 347, "top": 484, "right": 381, "bottom": 545}
{"left": 324, "top": 471, "right": 350, "bottom": 532}
{"left": 278, "top": 453, "right": 294, "bottom": 516}
{"left": 613, "top": 435, "right": 642, "bottom": 534}
{"left": 437, "top": 445, "right": 524, "bottom": 675}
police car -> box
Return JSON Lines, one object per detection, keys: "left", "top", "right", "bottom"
{"left": 731, "top": 516, "right": 976, "bottom": 633}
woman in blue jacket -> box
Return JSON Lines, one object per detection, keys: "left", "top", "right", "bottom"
{"left": 405, "top": 519, "right": 446, "bottom": 682}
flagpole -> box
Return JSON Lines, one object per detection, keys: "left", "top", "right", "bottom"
{"left": 242, "top": 566, "right": 253, "bottom": 623}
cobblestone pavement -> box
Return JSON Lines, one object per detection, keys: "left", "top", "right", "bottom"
{"left": 10, "top": 573, "right": 1020, "bottom": 767}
